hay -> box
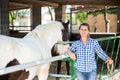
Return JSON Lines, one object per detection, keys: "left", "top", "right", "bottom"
{"left": 72, "top": 14, "right": 117, "bottom": 33}
{"left": 95, "top": 14, "right": 106, "bottom": 32}
{"left": 85, "top": 15, "right": 96, "bottom": 32}
{"left": 85, "top": 14, "right": 117, "bottom": 32}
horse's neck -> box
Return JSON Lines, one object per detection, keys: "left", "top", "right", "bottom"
{"left": 24, "top": 23, "right": 62, "bottom": 49}
{"left": 43, "top": 26, "right": 62, "bottom": 49}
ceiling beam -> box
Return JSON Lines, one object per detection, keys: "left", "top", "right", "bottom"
{"left": 71, "top": 6, "right": 118, "bottom": 13}
{"left": 41, "top": 0, "right": 120, "bottom": 6}
{"left": 71, "top": 6, "right": 104, "bottom": 11}
{"left": 9, "top": 2, "right": 30, "bottom": 10}
{"left": 9, "top": 0, "right": 59, "bottom": 7}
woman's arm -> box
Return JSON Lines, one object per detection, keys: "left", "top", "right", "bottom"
{"left": 94, "top": 40, "right": 113, "bottom": 64}
{"left": 67, "top": 50, "right": 76, "bottom": 61}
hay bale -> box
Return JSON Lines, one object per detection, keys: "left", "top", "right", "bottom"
{"left": 86, "top": 14, "right": 117, "bottom": 32}
{"left": 85, "top": 15, "right": 96, "bottom": 32}
{"left": 75, "top": 14, "right": 117, "bottom": 33}
{"left": 95, "top": 14, "right": 106, "bottom": 32}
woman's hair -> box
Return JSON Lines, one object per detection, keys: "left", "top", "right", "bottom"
{"left": 79, "top": 23, "right": 90, "bottom": 31}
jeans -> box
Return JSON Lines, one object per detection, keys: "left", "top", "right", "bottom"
{"left": 76, "top": 69, "right": 97, "bottom": 80}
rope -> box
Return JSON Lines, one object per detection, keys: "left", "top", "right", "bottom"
{"left": 107, "top": 63, "right": 114, "bottom": 80}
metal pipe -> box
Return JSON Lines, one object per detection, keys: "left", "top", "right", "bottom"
{"left": 49, "top": 73, "right": 71, "bottom": 78}
{"left": 0, "top": 54, "right": 69, "bottom": 75}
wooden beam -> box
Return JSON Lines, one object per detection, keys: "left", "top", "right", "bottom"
{"left": 42, "top": 0, "right": 120, "bottom": 6}
{"left": 0, "top": 0, "right": 9, "bottom": 35}
{"left": 9, "top": 0, "right": 59, "bottom": 7}
{"left": 9, "top": 2, "right": 30, "bottom": 10}
{"left": 71, "top": 6, "right": 104, "bottom": 11}
{"left": 71, "top": 6, "right": 118, "bottom": 13}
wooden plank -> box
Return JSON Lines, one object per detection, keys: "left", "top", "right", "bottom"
{"left": 9, "top": 0, "right": 59, "bottom": 7}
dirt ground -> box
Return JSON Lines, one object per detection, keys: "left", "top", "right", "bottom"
{"left": 33, "top": 61, "right": 70, "bottom": 80}
{"left": 48, "top": 61, "right": 70, "bottom": 80}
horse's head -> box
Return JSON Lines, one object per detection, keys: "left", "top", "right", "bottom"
{"left": 51, "top": 20, "right": 70, "bottom": 56}
{"left": 59, "top": 20, "right": 70, "bottom": 41}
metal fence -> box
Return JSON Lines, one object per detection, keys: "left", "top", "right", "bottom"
{"left": 0, "top": 36, "right": 119, "bottom": 80}
{"left": 57, "top": 35, "right": 120, "bottom": 80}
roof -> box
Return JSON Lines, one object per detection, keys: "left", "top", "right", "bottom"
{"left": 9, "top": 0, "right": 120, "bottom": 10}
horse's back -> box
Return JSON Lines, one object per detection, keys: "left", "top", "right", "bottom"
{"left": 0, "top": 35, "right": 21, "bottom": 68}
{"left": 0, "top": 35, "right": 22, "bottom": 54}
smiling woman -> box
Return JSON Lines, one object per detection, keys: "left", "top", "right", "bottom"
{"left": 67, "top": 23, "right": 113, "bottom": 80}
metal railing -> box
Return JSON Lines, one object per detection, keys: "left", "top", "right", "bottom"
{"left": 0, "top": 36, "right": 119, "bottom": 80}
{"left": 0, "top": 54, "right": 69, "bottom": 75}
{"left": 97, "top": 36, "right": 120, "bottom": 80}
{"left": 57, "top": 35, "right": 120, "bottom": 80}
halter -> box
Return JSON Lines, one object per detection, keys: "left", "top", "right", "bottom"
{"left": 107, "top": 63, "right": 114, "bottom": 80}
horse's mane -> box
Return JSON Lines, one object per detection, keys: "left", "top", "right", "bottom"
{"left": 24, "top": 21, "right": 64, "bottom": 49}
{"left": 24, "top": 21, "right": 64, "bottom": 39}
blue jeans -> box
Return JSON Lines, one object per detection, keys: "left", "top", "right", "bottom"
{"left": 76, "top": 69, "right": 97, "bottom": 80}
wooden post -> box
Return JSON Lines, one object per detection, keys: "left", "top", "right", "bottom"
{"left": 103, "top": 6, "right": 110, "bottom": 33}
{"left": 30, "top": 4, "right": 41, "bottom": 30}
{"left": 117, "top": 6, "right": 120, "bottom": 32}
{"left": 70, "top": 9, "right": 72, "bottom": 33}
{"left": 0, "top": 0, "right": 9, "bottom": 35}
{"left": 55, "top": 5, "right": 66, "bottom": 22}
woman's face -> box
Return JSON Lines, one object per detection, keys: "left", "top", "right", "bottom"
{"left": 79, "top": 25, "right": 89, "bottom": 37}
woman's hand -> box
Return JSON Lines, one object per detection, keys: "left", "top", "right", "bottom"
{"left": 67, "top": 50, "right": 76, "bottom": 61}
{"left": 106, "top": 56, "right": 114, "bottom": 77}
{"left": 105, "top": 56, "right": 113, "bottom": 64}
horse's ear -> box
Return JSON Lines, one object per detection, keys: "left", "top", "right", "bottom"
{"left": 66, "top": 20, "right": 69, "bottom": 25}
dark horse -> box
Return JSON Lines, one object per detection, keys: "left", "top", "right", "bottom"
{"left": 52, "top": 21, "right": 81, "bottom": 80}
{"left": 51, "top": 20, "right": 71, "bottom": 80}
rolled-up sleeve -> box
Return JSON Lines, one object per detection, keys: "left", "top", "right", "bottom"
{"left": 94, "top": 40, "right": 107, "bottom": 61}
{"left": 69, "top": 42, "right": 76, "bottom": 53}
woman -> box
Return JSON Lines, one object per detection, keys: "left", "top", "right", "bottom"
{"left": 67, "top": 23, "right": 113, "bottom": 80}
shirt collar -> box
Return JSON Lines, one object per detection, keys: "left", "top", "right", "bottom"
{"left": 79, "top": 37, "right": 91, "bottom": 45}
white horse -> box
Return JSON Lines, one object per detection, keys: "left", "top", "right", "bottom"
{"left": 0, "top": 21, "right": 68, "bottom": 80}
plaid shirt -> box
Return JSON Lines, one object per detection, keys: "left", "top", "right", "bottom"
{"left": 69, "top": 38, "right": 107, "bottom": 72}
